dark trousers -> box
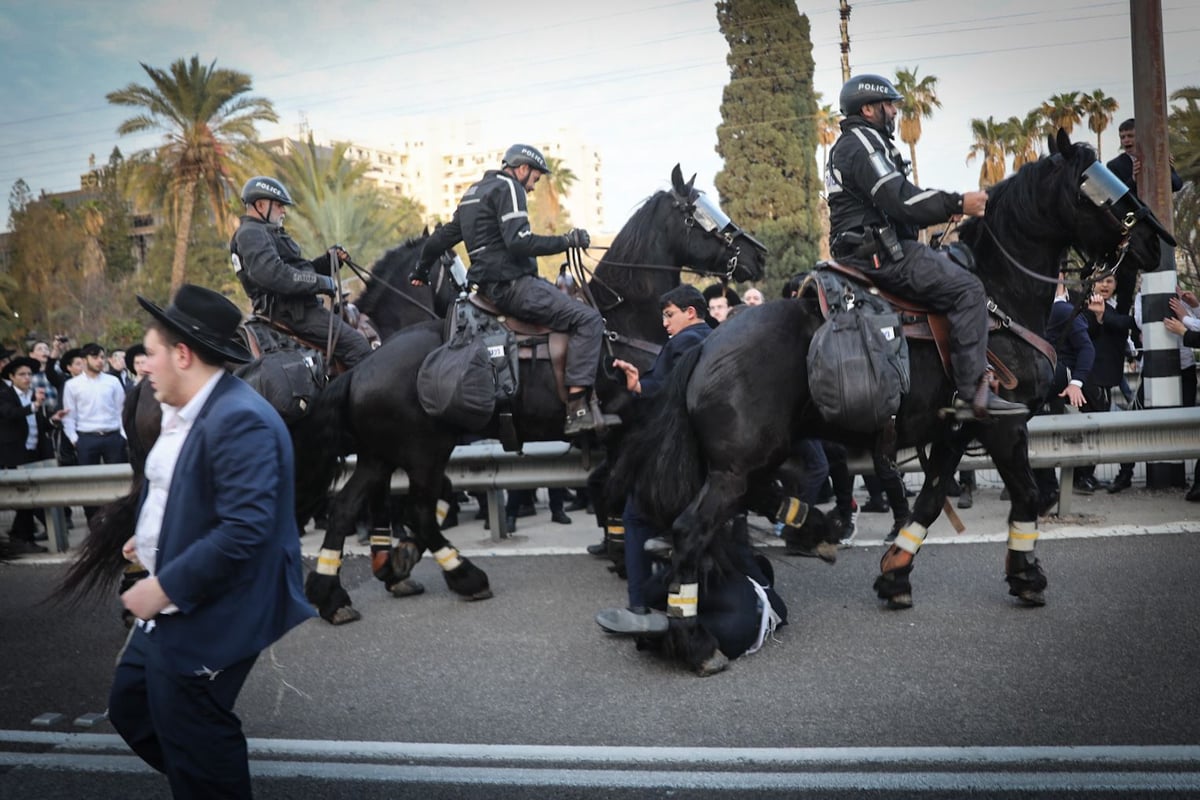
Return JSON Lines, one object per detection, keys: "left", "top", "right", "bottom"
{"left": 3, "top": 448, "right": 44, "bottom": 540}
{"left": 76, "top": 431, "right": 128, "bottom": 520}
{"left": 109, "top": 626, "right": 258, "bottom": 800}
{"left": 622, "top": 495, "right": 655, "bottom": 610}
{"left": 1115, "top": 365, "right": 1197, "bottom": 480}
{"left": 483, "top": 275, "right": 604, "bottom": 388}
{"left": 276, "top": 302, "right": 373, "bottom": 370}
{"left": 865, "top": 240, "right": 989, "bottom": 399}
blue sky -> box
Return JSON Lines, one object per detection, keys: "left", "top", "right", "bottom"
{"left": 2, "top": 0, "right": 1198, "bottom": 233}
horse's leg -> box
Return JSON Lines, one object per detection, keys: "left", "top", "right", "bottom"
{"left": 405, "top": 468, "right": 493, "bottom": 601}
{"left": 666, "top": 469, "right": 754, "bottom": 676}
{"left": 305, "top": 459, "right": 394, "bottom": 624}
{"left": 744, "top": 476, "right": 840, "bottom": 562}
{"left": 368, "top": 486, "right": 426, "bottom": 599}
{"left": 976, "top": 419, "right": 1047, "bottom": 606}
{"left": 875, "top": 436, "right": 965, "bottom": 610}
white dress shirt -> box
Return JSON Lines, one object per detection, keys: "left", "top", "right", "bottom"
{"left": 133, "top": 371, "right": 222, "bottom": 614}
{"left": 61, "top": 371, "right": 126, "bottom": 444}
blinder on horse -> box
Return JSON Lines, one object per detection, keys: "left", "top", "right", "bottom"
{"left": 1078, "top": 161, "right": 1177, "bottom": 248}
{"left": 680, "top": 190, "right": 767, "bottom": 278}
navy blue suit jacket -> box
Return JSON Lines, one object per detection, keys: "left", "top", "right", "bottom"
{"left": 142, "top": 373, "right": 314, "bottom": 674}
{"left": 637, "top": 323, "right": 711, "bottom": 399}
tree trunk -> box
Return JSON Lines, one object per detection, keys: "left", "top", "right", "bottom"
{"left": 170, "top": 177, "right": 198, "bottom": 295}
{"left": 908, "top": 143, "right": 920, "bottom": 187}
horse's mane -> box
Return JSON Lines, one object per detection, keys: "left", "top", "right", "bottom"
{"left": 960, "top": 139, "right": 1097, "bottom": 262}
{"left": 356, "top": 233, "right": 427, "bottom": 316}
{"left": 592, "top": 190, "right": 680, "bottom": 301}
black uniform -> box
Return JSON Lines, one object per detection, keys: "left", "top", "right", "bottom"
{"left": 417, "top": 170, "right": 603, "bottom": 388}
{"left": 827, "top": 116, "right": 987, "bottom": 401}
{"left": 231, "top": 216, "right": 371, "bottom": 369}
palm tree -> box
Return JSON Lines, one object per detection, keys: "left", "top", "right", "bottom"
{"left": 1002, "top": 111, "right": 1045, "bottom": 172}
{"left": 966, "top": 116, "right": 1007, "bottom": 188}
{"left": 815, "top": 102, "right": 841, "bottom": 173}
{"left": 107, "top": 55, "right": 277, "bottom": 293}
{"left": 1081, "top": 89, "right": 1120, "bottom": 158}
{"left": 893, "top": 67, "right": 941, "bottom": 185}
{"left": 1040, "top": 91, "right": 1084, "bottom": 136}
{"left": 1169, "top": 86, "right": 1200, "bottom": 185}
{"left": 240, "top": 137, "right": 426, "bottom": 269}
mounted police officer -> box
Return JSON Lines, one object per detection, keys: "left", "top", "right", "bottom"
{"left": 412, "top": 144, "right": 612, "bottom": 436}
{"left": 827, "top": 75, "right": 1025, "bottom": 418}
{"left": 231, "top": 176, "right": 372, "bottom": 370}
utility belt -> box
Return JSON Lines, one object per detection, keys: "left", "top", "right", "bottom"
{"left": 830, "top": 226, "right": 904, "bottom": 264}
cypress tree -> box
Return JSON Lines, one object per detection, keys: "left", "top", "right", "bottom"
{"left": 715, "top": 0, "right": 822, "bottom": 292}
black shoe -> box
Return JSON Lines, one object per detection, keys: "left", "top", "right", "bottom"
{"left": 1038, "top": 490, "right": 1060, "bottom": 517}
{"left": 957, "top": 485, "right": 974, "bottom": 510}
{"left": 565, "top": 500, "right": 589, "bottom": 512}
{"left": 587, "top": 540, "right": 608, "bottom": 557}
{"left": 595, "top": 606, "right": 669, "bottom": 636}
{"left": 883, "top": 521, "right": 902, "bottom": 544}
{"left": 6, "top": 539, "right": 47, "bottom": 555}
{"left": 954, "top": 393, "right": 1028, "bottom": 419}
{"left": 861, "top": 497, "right": 890, "bottom": 513}
{"left": 1107, "top": 473, "right": 1133, "bottom": 494}
{"left": 1072, "top": 479, "right": 1094, "bottom": 496}
{"left": 551, "top": 510, "right": 572, "bottom": 525}
{"left": 1187, "top": 484, "right": 1200, "bottom": 503}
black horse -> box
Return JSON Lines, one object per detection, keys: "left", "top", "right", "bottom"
{"left": 296, "top": 165, "right": 768, "bottom": 624}
{"left": 53, "top": 232, "right": 460, "bottom": 605}
{"left": 612, "top": 131, "right": 1169, "bottom": 674}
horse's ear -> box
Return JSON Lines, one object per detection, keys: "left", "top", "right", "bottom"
{"left": 687, "top": 173, "right": 697, "bottom": 193}
{"left": 1055, "top": 128, "right": 1071, "bottom": 154}
{"left": 671, "top": 164, "right": 685, "bottom": 193}
{"left": 423, "top": 225, "right": 430, "bottom": 236}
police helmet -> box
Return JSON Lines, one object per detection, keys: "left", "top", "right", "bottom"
{"left": 502, "top": 144, "right": 551, "bottom": 175}
{"left": 839, "top": 74, "right": 904, "bottom": 116}
{"left": 241, "top": 176, "right": 294, "bottom": 206}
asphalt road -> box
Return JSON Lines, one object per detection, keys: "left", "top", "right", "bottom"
{"left": 3, "top": 490, "right": 1200, "bottom": 799}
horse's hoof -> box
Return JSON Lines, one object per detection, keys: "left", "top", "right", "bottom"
{"left": 466, "top": 588, "right": 494, "bottom": 601}
{"left": 885, "top": 593, "right": 913, "bottom": 610}
{"left": 696, "top": 650, "right": 730, "bottom": 677}
{"left": 326, "top": 606, "right": 362, "bottom": 625}
{"left": 1014, "top": 589, "right": 1046, "bottom": 607}
{"left": 388, "top": 579, "right": 425, "bottom": 598}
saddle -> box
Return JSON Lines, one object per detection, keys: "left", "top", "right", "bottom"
{"left": 236, "top": 317, "right": 327, "bottom": 424}
{"left": 468, "top": 293, "right": 569, "bottom": 404}
{"left": 809, "top": 260, "right": 1055, "bottom": 391}
{"left": 241, "top": 315, "right": 352, "bottom": 377}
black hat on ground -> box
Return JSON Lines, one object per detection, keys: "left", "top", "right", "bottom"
{"left": 136, "top": 284, "right": 251, "bottom": 364}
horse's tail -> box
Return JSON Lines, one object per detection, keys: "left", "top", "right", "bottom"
{"left": 51, "top": 478, "right": 144, "bottom": 604}
{"left": 292, "top": 369, "right": 354, "bottom": 525}
{"left": 608, "top": 343, "right": 707, "bottom": 531}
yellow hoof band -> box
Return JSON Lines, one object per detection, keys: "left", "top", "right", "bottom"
{"left": 606, "top": 524, "right": 626, "bottom": 536}
{"left": 667, "top": 583, "right": 699, "bottom": 618}
{"left": 368, "top": 535, "right": 392, "bottom": 548}
{"left": 436, "top": 499, "right": 449, "bottom": 524}
{"left": 316, "top": 548, "right": 342, "bottom": 576}
{"left": 1007, "top": 520, "right": 1039, "bottom": 552}
{"left": 896, "top": 523, "right": 928, "bottom": 555}
{"left": 780, "top": 497, "right": 808, "bottom": 528}
{"left": 434, "top": 546, "right": 463, "bottom": 571}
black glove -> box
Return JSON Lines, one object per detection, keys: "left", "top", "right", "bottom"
{"left": 316, "top": 275, "right": 337, "bottom": 296}
{"left": 410, "top": 261, "right": 432, "bottom": 284}
{"left": 329, "top": 245, "right": 350, "bottom": 267}
{"left": 564, "top": 228, "right": 591, "bottom": 249}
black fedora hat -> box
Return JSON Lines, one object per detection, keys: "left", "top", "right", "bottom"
{"left": 0, "top": 355, "right": 39, "bottom": 380}
{"left": 137, "top": 285, "right": 251, "bottom": 364}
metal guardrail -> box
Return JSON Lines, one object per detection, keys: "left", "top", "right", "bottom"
{"left": 4, "top": 408, "right": 1199, "bottom": 509}
{"left": 4, "top": 408, "right": 1198, "bottom": 549}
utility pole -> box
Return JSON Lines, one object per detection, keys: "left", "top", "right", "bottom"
{"left": 839, "top": 0, "right": 852, "bottom": 82}
{"left": 1130, "top": 0, "right": 1183, "bottom": 488}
